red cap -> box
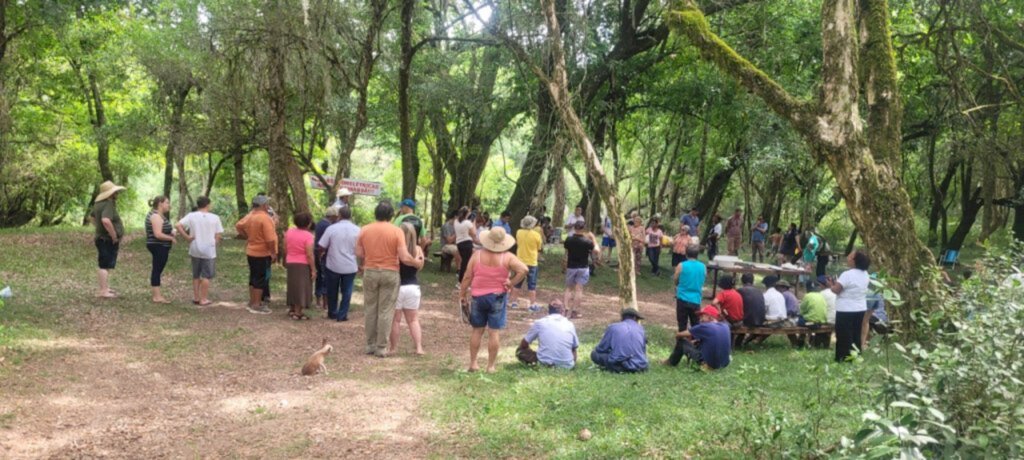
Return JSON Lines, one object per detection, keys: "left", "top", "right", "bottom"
{"left": 699, "top": 306, "right": 721, "bottom": 320}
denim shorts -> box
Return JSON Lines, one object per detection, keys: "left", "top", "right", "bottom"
{"left": 565, "top": 267, "right": 590, "bottom": 287}
{"left": 469, "top": 293, "right": 507, "bottom": 329}
{"left": 516, "top": 266, "right": 539, "bottom": 291}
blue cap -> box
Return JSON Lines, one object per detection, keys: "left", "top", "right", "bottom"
{"left": 399, "top": 198, "right": 416, "bottom": 210}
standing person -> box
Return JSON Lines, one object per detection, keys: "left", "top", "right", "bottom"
{"left": 511, "top": 215, "right": 543, "bottom": 311}
{"left": 591, "top": 308, "right": 649, "bottom": 373}
{"left": 394, "top": 198, "right": 431, "bottom": 255}
{"left": 389, "top": 223, "right": 426, "bottom": 355}
{"left": 565, "top": 206, "right": 584, "bottom": 236}
{"left": 145, "top": 196, "right": 176, "bottom": 304}
{"left": 497, "top": 210, "right": 513, "bottom": 234}
{"left": 665, "top": 306, "right": 731, "bottom": 370}
{"left": 750, "top": 216, "right": 768, "bottom": 263}
{"left": 516, "top": 301, "right": 579, "bottom": 369}
{"left": 235, "top": 195, "right": 278, "bottom": 314}
{"left": 778, "top": 223, "right": 801, "bottom": 265}
{"left": 629, "top": 214, "right": 646, "bottom": 271}
{"left": 769, "top": 227, "right": 783, "bottom": 255}
{"left": 800, "top": 229, "right": 821, "bottom": 289}
{"left": 454, "top": 206, "right": 477, "bottom": 283}
{"left": 563, "top": 220, "right": 597, "bottom": 319}
{"left": 645, "top": 218, "right": 665, "bottom": 276}
{"left": 313, "top": 206, "right": 340, "bottom": 310}
{"left": 284, "top": 212, "right": 316, "bottom": 320}
{"left": 459, "top": 227, "right": 529, "bottom": 373}
{"left": 672, "top": 245, "right": 706, "bottom": 331}
{"left": 706, "top": 214, "right": 723, "bottom": 261}
{"left": 175, "top": 196, "right": 224, "bottom": 306}
{"left": 681, "top": 208, "right": 700, "bottom": 237}
{"left": 671, "top": 225, "right": 692, "bottom": 268}
{"left": 333, "top": 188, "right": 353, "bottom": 210}
{"left": 356, "top": 202, "right": 422, "bottom": 358}
{"left": 473, "top": 213, "right": 490, "bottom": 250}
{"left": 829, "top": 250, "right": 871, "bottom": 362}
{"left": 92, "top": 180, "right": 126, "bottom": 298}
{"left": 601, "top": 215, "right": 616, "bottom": 264}
{"left": 319, "top": 206, "right": 360, "bottom": 321}
{"left": 725, "top": 208, "right": 743, "bottom": 256}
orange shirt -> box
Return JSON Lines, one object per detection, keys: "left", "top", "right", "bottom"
{"left": 357, "top": 221, "right": 406, "bottom": 271}
{"left": 236, "top": 210, "right": 278, "bottom": 257}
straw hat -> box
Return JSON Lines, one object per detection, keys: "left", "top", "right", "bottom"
{"left": 479, "top": 227, "right": 516, "bottom": 253}
{"left": 520, "top": 215, "right": 538, "bottom": 229}
{"left": 336, "top": 188, "right": 353, "bottom": 198}
{"left": 95, "top": 180, "right": 126, "bottom": 202}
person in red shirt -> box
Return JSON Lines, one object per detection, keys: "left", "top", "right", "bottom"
{"left": 712, "top": 275, "right": 744, "bottom": 327}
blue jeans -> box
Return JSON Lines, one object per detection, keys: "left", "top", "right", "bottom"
{"left": 516, "top": 266, "right": 539, "bottom": 291}
{"left": 325, "top": 269, "right": 356, "bottom": 320}
{"left": 469, "top": 293, "right": 508, "bottom": 329}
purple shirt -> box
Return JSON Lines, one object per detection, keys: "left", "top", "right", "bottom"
{"left": 593, "top": 319, "right": 648, "bottom": 372}
{"left": 782, "top": 291, "right": 800, "bottom": 318}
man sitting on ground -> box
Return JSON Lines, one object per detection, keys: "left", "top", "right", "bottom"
{"left": 516, "top": 301, "right": 579, "bottom": 369}
{"left": 591, "top": 308, "right": 648, "bottom": 373}
{"left": 665, "top": 306, "right": 731, "bottom": 370}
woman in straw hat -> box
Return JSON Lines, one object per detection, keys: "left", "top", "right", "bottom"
{"left": 92, "top": 180, "right": 126, "bottom": 298}
{"left": 458, "top": 226, "right": 528, "bottom": 373}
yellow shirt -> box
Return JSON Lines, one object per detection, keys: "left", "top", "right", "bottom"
{"left": 516, "top": 228, "right": 543, "bottom": 266}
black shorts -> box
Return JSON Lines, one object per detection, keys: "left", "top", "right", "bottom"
{"left": 247, "top": 256, "right": 272, "bottom": 289}
{"left": 95, "top": 238, "right": 120, "bottom": 269}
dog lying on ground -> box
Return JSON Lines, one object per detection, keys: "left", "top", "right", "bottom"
{"left": 301, "top": 338, "right": 332, "bottom": 376}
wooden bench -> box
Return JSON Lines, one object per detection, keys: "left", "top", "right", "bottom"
{"left": 731, "top": 324, "right": 834, "bottom": 348}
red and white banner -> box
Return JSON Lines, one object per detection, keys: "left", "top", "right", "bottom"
{"left": 309, "top": 177, "right": 382, "bottom": 196}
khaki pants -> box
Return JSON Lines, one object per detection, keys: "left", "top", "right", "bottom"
{"left": 362, "top": 269, "right": 400, "bottom": 354}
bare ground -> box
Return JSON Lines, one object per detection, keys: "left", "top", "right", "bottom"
{"left": 0, "top": 238, "right": 679, "bottom": 459}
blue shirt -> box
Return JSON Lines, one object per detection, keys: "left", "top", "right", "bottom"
{"left": 681, "top": 214, "right": 700, "bottom": 236}
{"left": 318, "top": 219, "right": 361, "bottom": 274}
{"left": 499, "top": 220, "right": 513, "bottom": 235}
{"left": 752, "top": 222, "right": 768, "bottom": 242}
{"left": 593, "top": 319, "right": 648, "bottom": 372}
{"left": 676, "top": 259, "right": 706, "bottom": 304}
{"left": 314, "top": 218, "right": 332, "bottom": 248}
{"left": 689, "top": 321, "right": 732, "bottom": 369}
{"left": 524, "top": 314, "right": 579, "bottom": 368}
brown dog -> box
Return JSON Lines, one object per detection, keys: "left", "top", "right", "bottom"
{"left": 301, "top": 338, "right": 332, "bottom": 376}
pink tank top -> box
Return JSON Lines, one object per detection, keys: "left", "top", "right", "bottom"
{"left": 471, "top": 252, "right": 510, "bottom": 297}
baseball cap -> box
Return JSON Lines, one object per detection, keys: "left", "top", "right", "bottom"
{"left": 698, "top": 305, "right": 721, "bottom": 320}
{"left": 399, "top": 198, "right": 416, "bottom": 210}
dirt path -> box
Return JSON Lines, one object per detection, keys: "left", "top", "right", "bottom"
{"left": 0, "top": 250, "right": 680, "bottom": 459}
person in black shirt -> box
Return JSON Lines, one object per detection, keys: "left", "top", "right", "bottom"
{"left": 563, "top": 220, "right": 596, "bottom": 319}
{"left": 777, "top": 223, "right": 802, "bottom": 265}
{"left": 735, "top": 273, "right": 766, "bottom": 347}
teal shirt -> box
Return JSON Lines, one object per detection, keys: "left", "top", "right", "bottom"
{"left": 803, "top": 234, "right": 820, "bottom": 263}
{"left": 676, "top": 259, "right": 706, "bottom": 304}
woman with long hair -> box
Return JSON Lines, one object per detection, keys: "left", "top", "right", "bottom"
{"left": 389, "top": 223, "right": 426, "bottom": 355}
{"left": 145, "top": 196, "right": 176, "bottom": 303}
{"left": 284, "top": 212, "right": 316, "bottom": 320}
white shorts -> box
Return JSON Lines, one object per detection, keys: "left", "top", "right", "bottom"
{"left": 396, "top": 285, "right": 422, "bottom": 310}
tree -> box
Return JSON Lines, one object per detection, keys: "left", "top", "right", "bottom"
{"left": 668, "top": 0, "right": 946, "bottom": 324}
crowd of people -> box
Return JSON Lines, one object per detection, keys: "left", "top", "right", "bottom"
{"left": 89, "top": 179, "right": 886, "bottom": 372}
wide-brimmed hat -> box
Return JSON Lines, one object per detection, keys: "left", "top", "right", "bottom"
{"left": 479, "top": 227, "right": 516, "bottom": 252}
{"left": 336, "top": 188, "right": 353, "bottom": 198}
{"left": 521, "top": 215, "right": 538, "bottom": 229}
{"left": 621, "top": 308, "right": 645, "bottom": 320}
{"left": 95, "top": 180, "right": 126, "bottom": 202}
{"left": 325, "top": 206, "right": 340, "bottom": 218}
{"left": 775, "top": 279, "right": 791, "bottom": 289}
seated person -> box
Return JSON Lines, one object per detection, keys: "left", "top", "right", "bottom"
{"left": 762, "top": 275, "right": 790, "bottom": 327}
{"left": 665, "top": 306, "right": 731, "bottom": 370}
{"left": 776, "top": 279, "right": 800, "bottom": 319}
{"left": 737, "top": 273, "right": 765, "bottom": 327}
{"left": 712, "top": 275, "right": 744, "bottom": 327}
{"left": 797, "top": 283, "right": 831, "bottom": 348}
{"left": 516, "top": 301, "right": 579, "bottom": 369}
{"left": 591, "top": 308, "right": 648, "bottom": 373}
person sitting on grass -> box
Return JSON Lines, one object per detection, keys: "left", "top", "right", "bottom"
{"left": 591, "top": 308, "right": 648, "bottom": 373}
{"left": 665, "top": 306, "right": 731, "bottom": 371}
{"left": 711, "top": 275, "right": 744, "bottom": 327}
{"left": 516, "top": 301, "right": 579, "bottom": 369}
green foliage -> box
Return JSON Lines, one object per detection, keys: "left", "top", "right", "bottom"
{"left": 839, "top": 248, "right": 1024, "bottom": 458}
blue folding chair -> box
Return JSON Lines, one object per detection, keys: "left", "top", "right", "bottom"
{"left": 938, "top": 249, "right": 959, "bottom": 268}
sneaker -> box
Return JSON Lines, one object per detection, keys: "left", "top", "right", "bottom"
{"left": 528, "top": 304, "right": 542, "bottom": 313}
{"left": 247, "top": 305, "right": 272, "bottom": 315}
{"left": 509, "top": 302, "right": 519, "bottom": 309}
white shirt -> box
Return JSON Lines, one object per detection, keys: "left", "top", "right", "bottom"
{"left": 821, "top": 289, "right": 838, "bottom": 323}
{"left": 524, "top": 314, "right": 579, "bottom": 369}
{"left": 763, "top": 288, "right": 787, "bottom": 321}
{"left": 566, "top": 214, "right": 583, "bottom": 235}
{"left": 318, "top": 219, "right": 360, "bottom": 274}
{"left": 835, "top": 269, "right": 870, "bottom": 312}
{"left": 177, "top": 211, "right": 224, "bottom": 259}
{"left": 712, "top": 223, "right": 723, "bottom": 237}
{"left": 454, "top": 220, "right": 474, "bottom": 244}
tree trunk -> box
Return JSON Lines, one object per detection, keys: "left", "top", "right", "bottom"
{"left": 266, "top": 15, "right": 294, "bottom": 236}
{"left": 947, "top": 187, "right": 983, "bottom": 251}
{"left": 163, "top": 84, "right": 190, "bottom": 201}
{"left": 88, "top": 73, "right": 113, "bottom": 182}
{"left": 398, "top": 0, "right": 418, "bottom": 200}
{"left": 231, "top": 120, "right": 247, "bottom": 217}
{"left": 505, "top": 68, "right": 557, "bottom": 231}
{"left": 669, "top": 0, "right": 945, "bottom": 328}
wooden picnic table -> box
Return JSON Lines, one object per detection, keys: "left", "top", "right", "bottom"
{"left": 705, "top": 262, "right": 812, "bottom": 298}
